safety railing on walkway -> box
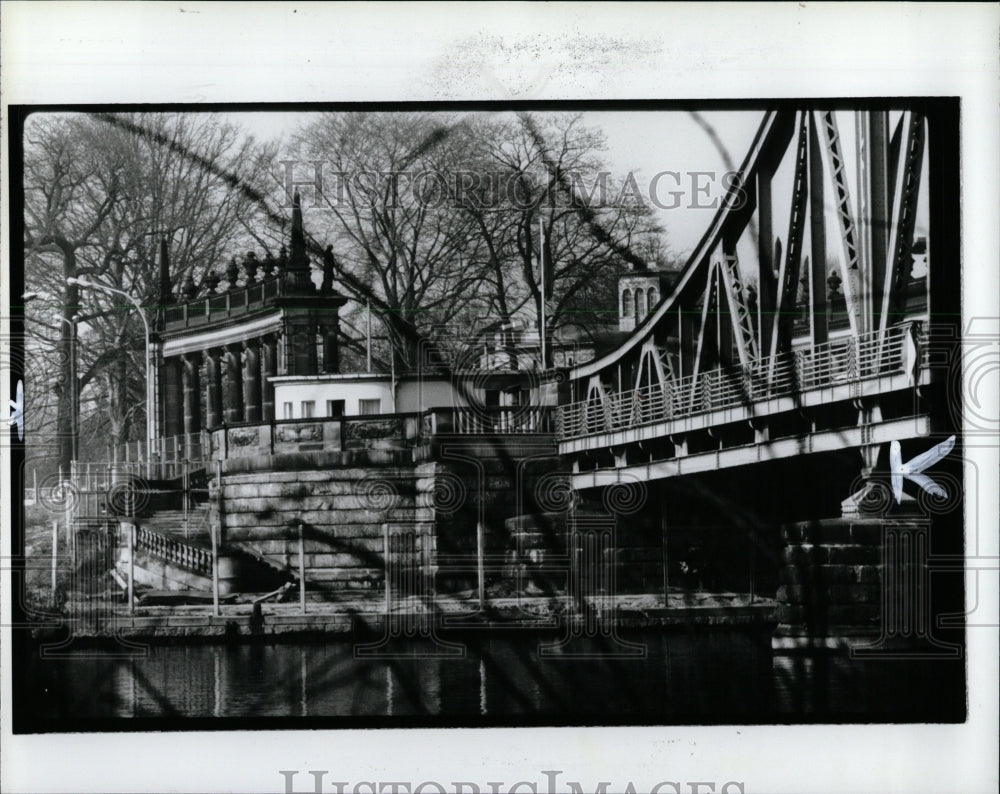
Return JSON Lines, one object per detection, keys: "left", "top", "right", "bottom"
{"left": 422, "top": 405, "right": 555, "bottom": 437}
{"left": 108, "top": 432, "right": 210, "bottom": 480}
{"left": 557, "top": 323, "right": 917, "bottom": 440}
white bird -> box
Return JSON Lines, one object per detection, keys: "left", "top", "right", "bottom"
{"left": 889, "top": 434, "right": 956, "bottom": 504}
{"left": 7, "top": 380, "right": 23, "bottom": 442}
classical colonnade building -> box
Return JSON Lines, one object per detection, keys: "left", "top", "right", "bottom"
{"left": 153, "top": 194, "right": 347, "bottom": 458}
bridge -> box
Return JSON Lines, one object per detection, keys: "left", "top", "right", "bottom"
{"left": 51, "top": 105, "right": 962, "bottom": 657}
{"left": 554, "top": 107, "right": 955, "bottom": 505}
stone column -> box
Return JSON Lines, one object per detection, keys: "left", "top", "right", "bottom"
{"left": 205, "top": 348, "right": 224, "bottom": 429}
{"left": 224, "top": 344, "right": 244, "bottom": 424}
{"left": 285, "top": 317, "right": 317, "bottom": 376}
{"left": 160, "top": 357, "right": 184, "bottom": 439}
{"left": 181, "top": 352, "right": 202, "bottom": 437}
{"left": 321, "top": 319, "right": 340, "bottom": 374}
{"left": 261, "top": 335, "right": 278, "bottom": 421}
{"left": 242, "top": 341, "right": 261, "bottom": 423}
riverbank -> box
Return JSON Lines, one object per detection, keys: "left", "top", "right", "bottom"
{"left": 34, "top": 591, "right": 777, "bottom": 640}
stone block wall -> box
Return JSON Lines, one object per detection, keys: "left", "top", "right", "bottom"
{"left": 219, "top": 451, "right": 427, "bottom": 592}
{"left": 215, "top": 439, "right": 564, "bottom": 596}
{"left": 776, "top": 517, "right": 927, "bottom": 638}
{"left": 419, "top": 447, "right": 563, "bottom": 592}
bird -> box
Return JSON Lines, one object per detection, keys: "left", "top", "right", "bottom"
{"left": 7, "top": 380, "right": 23, "bottom": 442}
{"left": 889, "top": 434, "right": 956, "bottom": 504}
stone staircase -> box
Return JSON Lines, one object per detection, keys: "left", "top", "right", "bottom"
{"left": 501, "top": 511, "right": 572, "bottom": 595}
{"left": 118, "top": 503, "right": 287, "bottom": 596}
{"left": 138, "top": 507, "right": 212, "bottom": 542}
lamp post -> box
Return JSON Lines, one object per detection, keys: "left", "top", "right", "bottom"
{"left": 68, "top": 278, "right": 154, "bottom": 477}
{"left": 52, "top": 314, "right": 79, "bottom": 462}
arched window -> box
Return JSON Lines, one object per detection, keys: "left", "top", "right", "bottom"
{"left": 635, "top": 289, "right": 645, "bottom": 320}
{"left": 647, "top": 287, "right": 658, "bottom": 310}
{"left": 622, "top": 288, "right": 633, "bottom": 317}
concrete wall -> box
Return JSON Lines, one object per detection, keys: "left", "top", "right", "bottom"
{"left": 396, "top": 377, "right": 463, "bottom": 412}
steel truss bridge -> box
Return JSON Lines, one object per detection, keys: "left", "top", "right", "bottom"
{"left": 555, "top": 106, "right": 957, "bottom": 498}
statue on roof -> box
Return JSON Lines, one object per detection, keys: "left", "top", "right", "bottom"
{"left": 321, "top": 245, "right": 337, "bottom": 294}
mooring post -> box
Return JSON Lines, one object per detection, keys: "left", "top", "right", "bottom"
{"left": 51, "top": 520, "right": 58, "bottom": 600}
{"left": 476, "top": 520, "right": 485, "bottom": 611}
{"left": 298, "top": 521, "right": 306, "bottom": 615}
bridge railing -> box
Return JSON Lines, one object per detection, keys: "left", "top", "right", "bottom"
{"left": 558, "top": 324, "right": 915, "bottom": 440}
{"left": 423, "top": 405, "right": 555, "bottom": 436}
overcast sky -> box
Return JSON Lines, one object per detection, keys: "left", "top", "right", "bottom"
{"left": 228, "top": 109, "right": 766, "bottom": 260}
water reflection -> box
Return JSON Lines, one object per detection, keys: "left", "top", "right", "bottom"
{"left": 25, "top": 630, "right": 772, "bottom": 721}
{"left": 21, "top": 629, "right": 963, "bottom": 724}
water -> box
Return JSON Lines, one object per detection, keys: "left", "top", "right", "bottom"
{"left": 17, "top": 629, "right": 963, "bottom": 728}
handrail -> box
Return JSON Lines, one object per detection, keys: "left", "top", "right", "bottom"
{"left": 558, "top": 324, "right": 915, "bottom": 441}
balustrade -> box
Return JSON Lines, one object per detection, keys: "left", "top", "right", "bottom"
{"left": 163, "top": 276, "right": 286, "bottom": 331}
{"left": 135, "top": 525, "right": 212, "bottom": 576}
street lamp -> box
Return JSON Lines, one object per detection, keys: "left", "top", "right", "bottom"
{"left": 52, "top": 314, "right": 79, "bottom": 462}
{"left": 68, "top": 277, "right": 154, "bottom": 477}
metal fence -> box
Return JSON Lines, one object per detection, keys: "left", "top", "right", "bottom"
{"left": 558, "top": 323, "right": 917, "bottom": 440}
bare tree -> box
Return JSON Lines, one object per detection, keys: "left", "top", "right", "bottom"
{"left": 23, "top": 112, "right": 276, "bottom": 470}
{"left": 454, "top": 113, "right": 669, "bottom": 363}
{"left": 282, "top": 112, "right": 493, "bottom": 370}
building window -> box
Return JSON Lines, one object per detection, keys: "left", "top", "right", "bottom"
{"left": 326, "top": 399, "right": 345, "bottom": 417}
{"left": 282, "top": 402, "right": 293, "bottom": 420}
{"left": 622, "top": 288, "right": 633, "bottom": 317}
{"left": 648, "top": 287, "right": 658, "bottom": 310}
{"left": 300, "top": 400, "right": 315, "bottom": 419}
{"left": 359, "top": 398, "right": 381, "bottom": 415}
{"left": 634, "top": 289, "right": 643, "bottom": 320}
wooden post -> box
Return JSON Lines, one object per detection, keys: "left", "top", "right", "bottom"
{"left": 211, "top": 522, "right": 220, "bottom": 617}
{"left": 383, "top": 522, "right": 392, "bottom": 616}
{"left": 476, "top": 520, "right": 485, "bottom": 611}
{"left": 298, "top": 522, "right": 306, "bottom": 615}
{"left": 51, "top": 520, "right": 58, "bottom": 600}
{"left": 661, "top": 493, "right": 670, "bottom": 603}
